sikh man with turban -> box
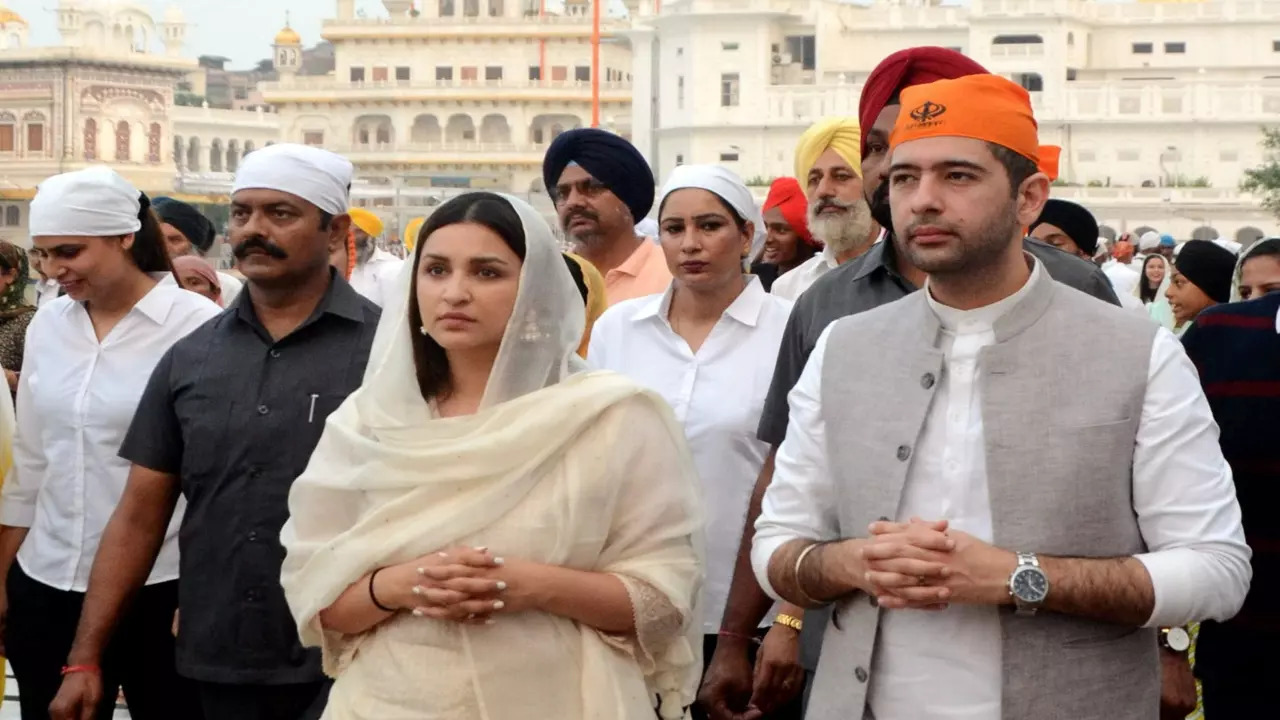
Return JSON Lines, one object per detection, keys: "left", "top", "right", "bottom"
{"left": 770, "top": 118, "right": 878, "bottom": 301}
{"left": 543, "top": 127, "right": 670, "bottom": 305}
{"left": 345, "top": 207, "right": 403, "bottom": 307}
{"left": 51, "top": 144, "right": 382, "bottom": 720}
{"left": 754, "top": 73, "right": 1248, "bottom": 720}
{"left": 751, "top": 177, "right": 817, "bottom": 292}
{"left": 700, "top": 47, "right": 1121, "bottom": 720}
{"left": 153, "top": 196, "right": 246, "bottom": 306}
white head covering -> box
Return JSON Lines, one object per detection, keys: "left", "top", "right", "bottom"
{"left": 1138, "top": 231, "right": 1161, "bottom": 252}
{"left": 232, "top": 143, "right": 353, "bottom": 215}
{"left": 634, "top": 217, "right": 659, "bottom": 240}
{"left": 1231, "top": 237, "right": 1280, "bottom": 302}
{"left": 657, "top": 165, "right": 758, "bottom": 226}
{"left": 1212, "top": 237, "right": 1243, "bottom": 256}
{"left": 280, "top": 191, "right": 704, "bottom": 717}
{"left": 29, "top": 166, "right": 142, "bottom": 238}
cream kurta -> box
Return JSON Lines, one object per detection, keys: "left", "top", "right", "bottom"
{"left": 283, "top": 377, "right": 704, "bottom": 720}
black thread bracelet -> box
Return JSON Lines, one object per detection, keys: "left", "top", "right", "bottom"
{"left": 368, "top": 567, "right": 396, "bottom": 613}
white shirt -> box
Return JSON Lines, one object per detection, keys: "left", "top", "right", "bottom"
{"left": 589, "top": 277, "right": 793, "bottom": 633}
{"left": 1102, "top": 260, "right": 1141, "bottom": 297}
{"left": 1, "top": 283, "right": 222, "bottom": 591}
{"left": 770, "top": 245, "right": 839, "bottom": 301}
{"left": 349, "top": 248, "right": 404, "bottom": 307}
{"left": 753, "top": 261, "right": 1251, "bottom": 720}
{"left": 35, "top": 278, "right": 60, "bottom": 308}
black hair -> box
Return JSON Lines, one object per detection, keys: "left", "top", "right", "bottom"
{"left": 128, "top": 195, "right": 176, "bottom": 276}
{"left": 657, "top": 191, "right": 750, "bottom": 234}
{"left": 319, "top": 211, "right": 333, "bottom": 230}
{"left": 1239, "top": 237, "right": 1280, "bottom": 282}
{"left": 562, "top": 254, "right": 590, "bottom": 304}
{"left": 1138, "top": 254, "right": 1166, "bottom": 304}
{"left": 987, "top": 142, "right": 1040, "bottom": 199}
{"left": 408, "top": 192, "right": 526, "bottom": 401}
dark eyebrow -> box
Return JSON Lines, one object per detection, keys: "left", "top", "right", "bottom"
{"left": 888, "top": 159, "right": 989, "bottom": 175}
{"left": 421, "top": 254, "right": 512, "bottom": 266}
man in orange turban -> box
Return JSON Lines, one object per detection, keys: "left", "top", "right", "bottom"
{"left": 755, "top": 70, "right": 1246, "bottom": 720}
{"left": 752, "top": 178, "right": 818, "bottom": 292}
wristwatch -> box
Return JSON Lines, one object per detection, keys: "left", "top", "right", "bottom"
{"left": 1007, "top": 552, "right": 1050, "bottom": 616}
{"left": 1160, "top": 626, "right": 1192, "bottom": 653}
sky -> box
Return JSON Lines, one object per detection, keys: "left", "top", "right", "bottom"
{"left": 6, "top": 0, "right": 404, "bottom": 69}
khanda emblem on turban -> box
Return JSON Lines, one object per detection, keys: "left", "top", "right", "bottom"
{"left": 910, "top": 100, "right": 947, "bottom": 124}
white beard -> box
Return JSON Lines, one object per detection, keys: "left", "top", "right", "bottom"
{"left": 808, "top": 197, "right": 875, "bottom": 258}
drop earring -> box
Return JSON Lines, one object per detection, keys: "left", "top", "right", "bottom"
{"left": 419, "top": 326, "right": 428, "bottom": 335}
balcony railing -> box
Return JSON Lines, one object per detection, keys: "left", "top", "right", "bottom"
{"left": 746, "top": 81, "right": 1280, "bottom": 127}
{"left": 323, "top": 14, "right": 628, "bottom": 27}
{"left": 662, "top": 0, "right": 805, "bottom": 16}
{"left": 262, "top": 78, "right": 630, "bottom": 92}
{"left": 990, "top": 43, "right": 1046, "bottom": 58}
{"left": 329, "top": 141, "right": 550, "bottom": 156}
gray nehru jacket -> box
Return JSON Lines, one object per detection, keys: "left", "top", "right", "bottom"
{"left": 804, "top": 266, "right": 1161, "bottom": 719}
{"left": 756, "top": 237, "right": 1121, "bottom": 671}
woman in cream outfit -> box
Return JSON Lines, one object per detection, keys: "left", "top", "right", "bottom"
{"left": 281, "top": 192, "right": 704, "bottom": 720}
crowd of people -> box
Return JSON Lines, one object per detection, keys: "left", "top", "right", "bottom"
{"left": 0, "top": 44, "right": 1273, "bottom": 720}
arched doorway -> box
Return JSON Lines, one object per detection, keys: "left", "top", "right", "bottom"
{"left": 1191, "top": 226, "right": 1219, "bottom": 241}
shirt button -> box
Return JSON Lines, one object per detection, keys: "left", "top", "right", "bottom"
{"left": 920, "top": 372, "right": 935, "bottom": 389}
{"left": 248, "top": 531, "right": 259, "bottom": 542}
{"left": 257, "top": 405, "right": 269, "bottom": 415}
{"left": 269, "top": 349, "right": 281, "bottom": 359}
{"left": 896, "top": 444, "right": 912, "bottom": 462}
{"left": 855, "top": 666, "right": 869, "bottom": 683}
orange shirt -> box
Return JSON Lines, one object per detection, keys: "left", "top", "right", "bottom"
{"left": 603, "top": 240, "right": 672, "bottom": 306}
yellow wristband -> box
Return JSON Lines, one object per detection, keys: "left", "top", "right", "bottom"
{"left": 774, "top": 613, "right": 803, "bottom": 632}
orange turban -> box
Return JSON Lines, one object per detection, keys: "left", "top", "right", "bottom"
{"left": 762, "top": 177, "right": 815, "bottom": 248}
{"left": 1038, "top": 145, "right": 1061, "bottom": 182}
{"left": 890, "top": 75, "right": 1040, "bottom": 165}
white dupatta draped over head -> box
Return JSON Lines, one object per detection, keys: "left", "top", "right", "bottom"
{"left": 281, "top": 193, "right": 704, "bottom": 719}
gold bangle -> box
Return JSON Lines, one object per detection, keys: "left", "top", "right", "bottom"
{"left": 792, "top": 542, "right": 824, "bottom": 606}
{"left": 774, "top": 613, "right": 803, "bottom": 632}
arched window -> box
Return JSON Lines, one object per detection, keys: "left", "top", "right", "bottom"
{"left": 115, "top": 120, "right": 131, "bottom": 161}
{"left": 84, "top": 118, "right": 97, "bottom": 160}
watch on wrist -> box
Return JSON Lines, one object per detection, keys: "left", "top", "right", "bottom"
{"left": 1007, "top": 552, "right": 1049, "bottom": 616}
{"left": 1160, "top": 626, "right": 1191, "bottom": 653}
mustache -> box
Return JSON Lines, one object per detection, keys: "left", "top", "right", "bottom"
{"left": 810, "top": 197, "right": 854, "bottom": 214}
{"left": 563, "top": 209, "right": 599, "bottom": 226}
{"left": 904, "top": 215, "right": 961, "bottom": 239}
{"left": 233, "top": 236, "right": 289, "bottom": 260}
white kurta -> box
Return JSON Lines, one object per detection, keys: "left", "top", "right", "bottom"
{"left": 589, "top": 278, "right": 792, "bottom": 632}
{"left": 348, "top": 249, "right": 404, "bottom": 307}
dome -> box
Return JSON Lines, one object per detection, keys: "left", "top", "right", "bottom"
{"left": 0, "top": 7, "right": 27, "bottom": 26}
{"left": 162, "top": 4, "right": 184, "bottom": 23}
{"left": 274, "top": 25, "right": 301, "bottom": 46}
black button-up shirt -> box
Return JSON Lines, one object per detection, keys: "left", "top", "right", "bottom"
{"left": 120, "top": 270, "right": 380, "bottom": 684}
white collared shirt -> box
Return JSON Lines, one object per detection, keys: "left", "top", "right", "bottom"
{"left": 770, "top": 245, "right": 840, "bottom": 301}
{"left": 349, "top": 248, "right": 404, "bottom": 307}
{"left": 589, "top": 277, "right": 794, "bottom": 632}
{"left": 753, "top": 260, "right": 1250, "bottom": 720}
{"left": 35, "top": 278, "right": 60, "bottom": 308}
{"left": 1, "top": 283, "right": 221, "bottom": 591}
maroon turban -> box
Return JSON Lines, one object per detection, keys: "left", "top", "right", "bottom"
{"left": 859, "top": 47, "right": 988, "bottom": 157}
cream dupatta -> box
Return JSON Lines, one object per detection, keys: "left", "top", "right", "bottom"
{"left": 280, "top": 193, "right": 704, "bottom": 719}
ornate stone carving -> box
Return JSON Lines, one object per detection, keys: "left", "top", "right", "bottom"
{"left": 84, "top": 117, "right": 97, "bottom": 160}
{"left": 148, "top": 122, "right": 161, "bottom": 163}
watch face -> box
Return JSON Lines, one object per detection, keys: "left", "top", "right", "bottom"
{"left": 1165, "top": 627, "right": 1191, "bottom": 652}
{"left": 1011, "top": 567, "right": 1049, "bottom": 604}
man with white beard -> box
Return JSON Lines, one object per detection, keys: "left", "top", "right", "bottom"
{"left": 770, "top": 118, "right": 881, "bottom": 301}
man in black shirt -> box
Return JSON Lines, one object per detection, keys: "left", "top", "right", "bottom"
{"left": 700, "top": 48, "right": 1120, "bottom": 720}
{"left": 50, "top": 144, "right": 381, "bottom": 720}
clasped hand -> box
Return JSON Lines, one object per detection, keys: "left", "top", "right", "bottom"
{"left": 380, "top": 547, "right": 534, "bottom": 625}
{"left": 859, "top": 518, "right": 1017, "bottom": 610}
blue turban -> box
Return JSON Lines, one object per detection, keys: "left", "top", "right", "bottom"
{"left": 542, "top": 129, "right": 654, "bottom": 221}
{"left": 153, "top": 196, "right": 216, "bottom": 254}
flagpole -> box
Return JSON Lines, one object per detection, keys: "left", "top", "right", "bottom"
{"left": 591, "top": 0, "right": 601, "bottom": 127}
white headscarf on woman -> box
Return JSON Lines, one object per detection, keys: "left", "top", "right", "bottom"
{"left": 1231, "top": 237, "right": 1280, "bottom": 302}
{"left": 281, "top": 193, "right": 703, "bottom": 720}
{"left": 1134, "top": 253, "right": 1175, "bottom": 329}
{"left": 657, "top": 164, "right": 761, "bottom": 265}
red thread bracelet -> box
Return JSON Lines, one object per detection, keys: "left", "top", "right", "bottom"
{"left": 61, "top": 665, "right": 100, "bottom": 676}
{"left": 716, "top": 630, "right": 761, "bottom": 645}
